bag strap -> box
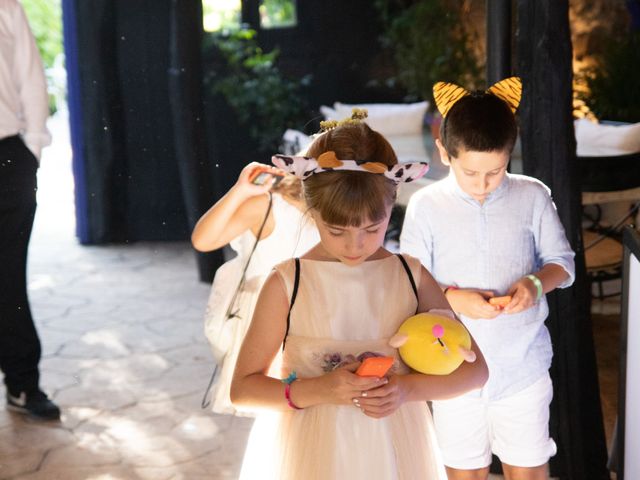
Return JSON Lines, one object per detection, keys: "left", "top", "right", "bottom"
{"left": 282, "top": 257, "right": 300, "bottom": 351}
{"left": 396, "top": 254, "right": 419, "bottom": 313}
{"left": 223, "top": 192, "right": 273, "bottom": 319}
{"left": 201, "top": 193, "right": 273, "bottom": 409}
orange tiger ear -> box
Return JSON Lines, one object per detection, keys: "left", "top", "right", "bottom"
{"left": 487, "top": 76, "right": 522, "bottom": 113}
{"left": 433, "top": 82, "right": 470, "bottom": 117}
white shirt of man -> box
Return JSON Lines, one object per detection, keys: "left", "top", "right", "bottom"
{"left": 0, "top": 0, "right": 51, "bottom": 160}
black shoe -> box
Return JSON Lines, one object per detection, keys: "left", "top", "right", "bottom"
{"left": 6, "top": 390, "right": 61, "bottom": 421}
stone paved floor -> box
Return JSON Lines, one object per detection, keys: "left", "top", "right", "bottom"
{"left": 0, "top": 115, "right": 253, "bottom": 479}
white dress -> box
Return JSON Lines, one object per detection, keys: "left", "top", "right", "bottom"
{"left": 239, "top": 255, "right": 447, "bottom": 479}
{"left": 207, "top": 193, "right": 319, "bottom": 415}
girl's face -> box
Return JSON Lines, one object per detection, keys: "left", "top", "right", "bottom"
{"left": 436, "top": 140, "right": 509, "bottom": 204}
{"left": 311, "top": 208, "right": 392, "bottom": 266}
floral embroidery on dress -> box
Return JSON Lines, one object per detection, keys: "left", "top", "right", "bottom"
{"left": 321, "top": 351, "right": 390, "bottom": 373}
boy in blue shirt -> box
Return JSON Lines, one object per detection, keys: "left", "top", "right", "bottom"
{"left": 401, "top": 78, "right": 575, "bottom": 480}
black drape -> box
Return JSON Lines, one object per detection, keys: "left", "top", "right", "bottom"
{"left": 516, "top": 1, "right": 610, "bottom": 478}
{"left": 67, "top": 0, "right": 128, "bottom": 243}
{"left": 65, "top": 0, "right": 190, "bottom": 243}
{"left": 168, "top": 1, "right": 224, "bottom": 282}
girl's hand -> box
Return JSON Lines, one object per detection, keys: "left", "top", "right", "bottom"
{"left": 235, "top": 162, "right": 284, "bottom": 197}
{"left": 316, "top": 362, "right": 388, "bottom": 406}
{"left": 446, "top": 288, "right": 501, "bottom": 320}
{"left": 503, "top": 277, "right": 538, "bottom": 314}
{"left": 354, "top": 375, "right": 407, "bottom": 418}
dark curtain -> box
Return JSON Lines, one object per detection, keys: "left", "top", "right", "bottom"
{"left": 63, "top": 0, "right": 128, "bottom": 243}
{"left": 168, "top": 0, "right": 224, "bottom": 281}
{"left": 516, "top": 1, "right": 610, "bottom": 478}
{"left": 63, "top": 0, "right": 190, "bottom": 244}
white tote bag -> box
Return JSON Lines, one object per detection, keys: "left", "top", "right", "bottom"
{"left": 203, "top": 254, "right": 245, "bottom": 364}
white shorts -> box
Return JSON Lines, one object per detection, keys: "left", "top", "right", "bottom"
{"left": 432, "top": 373, "right": 557, "bottom": 469}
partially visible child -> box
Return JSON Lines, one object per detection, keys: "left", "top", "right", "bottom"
{"left": 192, "top": 162, "right": 319, "bottom": 415}
{"left": 231, "top": 119, "right": 488, "bottom": 479}
{"left": 400, "top": 77, "right": 576, "bottom": 480}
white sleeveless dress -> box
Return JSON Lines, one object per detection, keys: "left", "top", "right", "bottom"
{"left": 239, "top": 255, "right": 446, "bottom": 479}
{"left": 208, "top": 193, "right": 319, "bottom": 415}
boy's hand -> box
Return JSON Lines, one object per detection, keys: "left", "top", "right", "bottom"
{"left": 503, "top": 277, "right": 538, "bottom": 314}
{"left": 446, "top": 288, "right": 502, "bottom": 320}
{"left": 354, "top": 374, "right": 406, "bottom": 418}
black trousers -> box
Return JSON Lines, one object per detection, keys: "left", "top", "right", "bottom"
{"left": 0, "top": 135, "right": 41, "bottom": 395}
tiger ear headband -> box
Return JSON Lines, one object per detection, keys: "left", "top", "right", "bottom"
{"left": 272, "top": 152, "right": 429, "bottom": 184}
{"left": 433, "top": 76, "right": 522, "bottom": 117}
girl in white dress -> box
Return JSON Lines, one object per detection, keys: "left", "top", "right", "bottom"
{"left": 231, "top": 120, "right": 489, "bottom": 479}
{"left": 192, "top": 162, "right": 319, "bottom": 415}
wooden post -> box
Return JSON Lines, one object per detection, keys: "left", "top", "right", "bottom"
{"left": 168, "top": 0, "right": 224, "bottom": 282}
{"left": 486, "top": 0, "right": 512, "bottom": 84}
{"left": 516, "top": 1, "right": 610, "bottom": 478}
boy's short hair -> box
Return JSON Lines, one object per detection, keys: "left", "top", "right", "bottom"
{"left": 304, "top": 122, "right": 398, "bottom": 227}
{"left": 439, "top": 93, "right": 518, "bottom": 158}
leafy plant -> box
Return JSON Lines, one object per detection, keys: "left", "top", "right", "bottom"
{"left": 577, "top": 32, "right": 640, "bottom": 123}
{"left": 21, "top": 0, "right": 63, "bottom": 114}
{"left": 374, "top": 0, "right": 482, "bottom": 107}
{"left": 21, "top": 0, "right": 63, "bottom": 71}
{"left": 205, "top": 28, "right": 310, "bottom": 153}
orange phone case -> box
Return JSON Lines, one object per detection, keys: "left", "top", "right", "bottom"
{"left": 249, "top": 167, "right": 283, "bottom": 186}
{"left": 489, "top": 295, "right": 512, "bottom": 308}
{"left": 355, "top": 356, "right": 394, "bottom": 377}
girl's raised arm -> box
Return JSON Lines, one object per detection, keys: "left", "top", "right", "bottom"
{"left": 191, "top": 162, "right": 282, "bottom": 252}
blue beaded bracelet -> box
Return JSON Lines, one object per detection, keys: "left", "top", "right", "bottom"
{"left": 281, "top": 371, "right": 302, "bottom": 410}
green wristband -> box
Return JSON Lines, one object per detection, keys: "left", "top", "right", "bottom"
{"left": 526, "top": 274, "right": 543, "bottom": 301}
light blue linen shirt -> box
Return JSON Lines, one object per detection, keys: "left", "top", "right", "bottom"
{"left": 400, "top": 173, "right": 575, "bottom": 400}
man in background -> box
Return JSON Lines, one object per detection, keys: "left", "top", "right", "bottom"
{"left": 0, "top": 0, "right": 60, "bottom": 420}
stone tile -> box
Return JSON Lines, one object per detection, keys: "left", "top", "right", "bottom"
{"left": 0, "top": 451, "right": 44, "bottom": 479}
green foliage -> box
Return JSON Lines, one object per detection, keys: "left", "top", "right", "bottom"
{"left": 259, "top": 0, "right": 297, "bottom": 29}
{"left": 21, "top": 0, "right": 63, "bottom": 71}
{"left": 374, "top": 0, "right": 482, "bottom": 107}
{"left": 578, "top": 32, "right": 640, "bottom": 123}
{"left": 206, "top": 28, "right": 309, "bottom": 153}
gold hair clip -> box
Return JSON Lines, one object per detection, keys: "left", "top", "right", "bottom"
{"left": 320, "top": 108, "right": 369, "bottom": 132}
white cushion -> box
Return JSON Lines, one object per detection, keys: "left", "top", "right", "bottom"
{"left": 575, "top": 119, "right": 640, "bottom": 157}
{"left": 281, "top": 129, "right": 313, "bottom": 155}
{"left": 319, "top": 101, "right": 429, "bottom": 136}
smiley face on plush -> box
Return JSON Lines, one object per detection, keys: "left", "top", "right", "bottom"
{"left": 389, "top": 310, "right": 476, "bottom": 375}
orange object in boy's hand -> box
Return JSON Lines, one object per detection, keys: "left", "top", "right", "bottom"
{"left": 355, "top": 356, "right": 394, "bottom": 378}
{"left": 488, "top": 295, "right": 512, "bottom": 308}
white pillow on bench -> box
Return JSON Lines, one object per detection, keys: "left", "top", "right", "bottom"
{"left": 575, "top": 118, "right": 640, "bottom": 157}
{"left": 320, "top": 101, "right": 429, "bottom": 136}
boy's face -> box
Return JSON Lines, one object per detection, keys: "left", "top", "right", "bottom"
{"left": 436, "top": 140, "right": 510, "bottom": 204}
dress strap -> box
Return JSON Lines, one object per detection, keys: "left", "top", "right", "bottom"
{"left": 396, "top": 254, "right": 419, "bottom": 312}
{"left": 282, "top": 258, "right": 300, "bottom": 350}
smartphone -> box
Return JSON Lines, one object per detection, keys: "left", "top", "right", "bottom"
{"left": 355, "top": 356, "right": 394, "bottom": 378}
{"left": 489, "top": 295, "right": 512, "bottom": 308}
{"left": 249, "top": 167, "right": 284, "bottom": 187}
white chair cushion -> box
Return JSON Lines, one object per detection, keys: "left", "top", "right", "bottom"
{"left": 575, "top": 118, "right": 640, "bottom": 157}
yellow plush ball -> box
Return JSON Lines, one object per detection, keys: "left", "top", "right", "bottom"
{"left": 390, "top": 312, "right": 475, "bottom": 375}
